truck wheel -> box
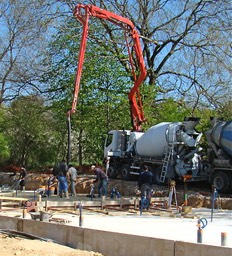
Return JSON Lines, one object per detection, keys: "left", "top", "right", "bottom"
{"left": 212, "top": 171, "right": 231, "bottom": 193}
{"left": 153, "top": 167, "right": 166, "bottom": 185}
{"left": 107, "top": 166, "right": 117, "bottom": 179}
{"left": 121, "top": 164, "right": 131, "bottom": 181}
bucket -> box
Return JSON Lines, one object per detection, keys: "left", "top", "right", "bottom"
{"left": 40, "top": 211, "right": 53, "bottom": 221}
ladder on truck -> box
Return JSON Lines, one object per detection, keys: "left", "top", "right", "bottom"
{"left": 160, "top": 124, "right": 177, "bottom": 183}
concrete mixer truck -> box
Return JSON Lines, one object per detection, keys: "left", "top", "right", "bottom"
{"left": 205, "top": 118, "right": 232, "bottom": 193}
{"left": 105, "top": 117, "right": 207, "bottom": 184}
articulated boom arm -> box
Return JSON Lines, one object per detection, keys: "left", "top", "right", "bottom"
{"left": 70, "top": 4, "right": 147, "bottom": 131}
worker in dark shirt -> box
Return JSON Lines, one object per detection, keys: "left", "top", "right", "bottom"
{"left": 57, "top": 159, "right": 69, "bottom": 198}
{"left": 19, "top": 166, "right": 27, "bottom": 191}
{"left": 138, "top": 165, "right": 153, "bottom": 208}
{"left": 91, "top": 165, "right": 108, "bottom": 198}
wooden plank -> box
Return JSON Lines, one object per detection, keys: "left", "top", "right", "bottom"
{"left": 0, "top": 196, "right": 29, "bottom": 201}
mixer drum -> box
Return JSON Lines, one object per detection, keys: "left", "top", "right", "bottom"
{"left": 211, "top": 121, "right": 232, "bottom": 157}
{"left": 135, "top": 122, "right": 176, "bottom": 157}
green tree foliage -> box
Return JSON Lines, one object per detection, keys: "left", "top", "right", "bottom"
{"left": 75, "top": 55, "right": 131, "bottom": 164}
{"left": 149, "top": 98, "right": 190, "bottom": 124}
{"left": 5, "top": 96, "right": 62, "bottom": 167}
{"left": 218, "top": 101, "right": 232, "bottom": 121}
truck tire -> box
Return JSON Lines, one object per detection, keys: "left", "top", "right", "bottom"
{"left": 212, "top": 171, "right": 231, "bottom": 193}
{"left": 107, "top": 166, "right": 117, "bottom": 179}
{"left": 153, "top": 167, "right": 167, "bottom": 185}
{"left": 121, "top": 164, "right": 131, "bottom": 181}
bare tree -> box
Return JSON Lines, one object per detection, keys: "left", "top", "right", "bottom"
{"left": 62, "top": 0, "right": 232, "bottom": 111}
{"left": 0, "top": 0, "right": 63, "bottom": 106}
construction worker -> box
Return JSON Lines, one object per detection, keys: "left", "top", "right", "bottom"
{"left": 19, "top": 166, "right": 27, "bottom": 191}
{"left": 138, "top": 165, "right": 153, "bottom": 208}
{"left": 67, "top": 164, "right": 77, "bottom": 197}
{"left": 91, "top": 165, "right": 108, "bottom": 198}
{"left": 57, "top": 159, "right": 69, "bottom": 198}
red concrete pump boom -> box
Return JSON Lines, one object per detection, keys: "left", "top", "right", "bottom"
{"left": 68, "top": 4, "right": 147, "bottom": 131}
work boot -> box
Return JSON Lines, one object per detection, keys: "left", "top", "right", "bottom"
{"left": 59, "top": 192, "right": 63, "bottom": 198}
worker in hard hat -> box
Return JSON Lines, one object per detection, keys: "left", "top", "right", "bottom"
{"left": 91, "top": 165, "right": 108, "bottom": 198}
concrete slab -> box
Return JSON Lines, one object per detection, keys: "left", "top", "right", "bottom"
{"left": 68, "top": 208, "right": 232, "bottom": 248}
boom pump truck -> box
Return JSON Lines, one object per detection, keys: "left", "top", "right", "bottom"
{"left": 69, "top": 4, "right": 232, "bottom": 193}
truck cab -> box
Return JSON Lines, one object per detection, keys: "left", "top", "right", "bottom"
{"left": 104, "top": 130, "right": 131, "bottom": 158}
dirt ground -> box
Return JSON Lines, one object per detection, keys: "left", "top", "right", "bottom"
{"left": 0, "top": 171, "right": 232, "bottom": 209}
{"left": 0, "top": 233, "right": 104, "bottom": 256}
